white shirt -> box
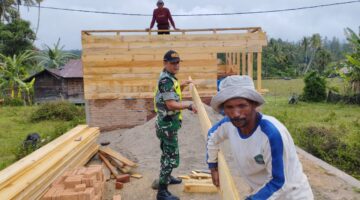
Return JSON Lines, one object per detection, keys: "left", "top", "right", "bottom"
{"left": 207, "top": 113, "right": 314, "bottom": 200}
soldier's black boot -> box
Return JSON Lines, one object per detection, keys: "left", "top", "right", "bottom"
{"left": 169, "top": 176, "right": 182, "bottom": 184}
{"left": 157, "top": 184, "right": 180, "bottom": 200}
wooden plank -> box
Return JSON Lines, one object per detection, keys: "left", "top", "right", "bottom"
{"left": 247, "top": 53, "right": 253, "bottom": 79}
{"left": 82, "top": 53, "right": 216, "bottom": 62}
{"left": 0, "top": 125, "right": 88, "bottom": 190}
{"left": 82, "top": 32, "right": 267, "bottom": 43}
{"left": 83, "top": 66, "right": 217, "bottom": 75}
{"left": 99, "top": 147, "right": 137, "bottom": 167}
{"left": 99, "top": 153, "right": 119, "bottom": 177}
{"left": 84, "top": 90, "right": 217, "bottom": 100}
{"left": 82, "top": 41, "right": 266, "bottom": 54}
{"left": 189, "top": 78, "right": 240, "bottom": 200}
{"left": 257, "top": 52, "right": 262, "bottom": 91}
{"left": 83, "top": 59, "right": 217, "bottom": 68}
{"left": 184, "top": 182, "right": 218, "bottom": 193}
{"left": 242, "top": 52, "right": 246, "bottom": 75}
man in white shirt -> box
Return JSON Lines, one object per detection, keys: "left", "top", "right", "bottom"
{"left": 207, "top": 75, "right": 313, "bottom": 199}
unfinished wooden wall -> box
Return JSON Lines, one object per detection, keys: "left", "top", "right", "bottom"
{"left": 81, "top": 29, "right": 267, "bottom": 130}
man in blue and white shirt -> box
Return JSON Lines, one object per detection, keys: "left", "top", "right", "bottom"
{"left": 207, "top": 75, "right": 313, "bottom": 200}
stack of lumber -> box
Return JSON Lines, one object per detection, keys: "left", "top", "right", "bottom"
{"left": 99, "top": 146, "right": 138, "bottom": 175}
{"left": 0, "top": 125, "right": 100, "bottom": 200}
{"left": 41, "top": 165, "right": 105, "bottom": 200}
{"left": 180, "top": 170, "right": 218, "bottom": 193}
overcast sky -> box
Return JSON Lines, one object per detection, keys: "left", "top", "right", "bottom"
{"left": 19, "top": 0, "right": 360, "bottom": 50}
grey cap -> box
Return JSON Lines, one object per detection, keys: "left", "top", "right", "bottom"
{"left": 211, "top": 75, "right": 265, "bottom": 112}
{"left": 157, "top": 0, "right": 164, "bottom": 5}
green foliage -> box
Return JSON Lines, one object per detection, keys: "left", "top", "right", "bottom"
{"left": 343, "top": 27, "right": 360, "bottom": 93}
{"left": 301, "top": 72, "right": 327, "bottom": 102}
{"left": 262, "top": 34, "right": 350, "bottom": 78}
{"left": 0, "top": 50, "right": 35, "bottom": 103}
{"left": 296, "top": 126, "right": 360, "bottom": 179}
{"left": 3, "top": 97, "right": 23, "bottom": 106}
{"left": 0, "top": 19, "right": 35, "bottom": 56}
{"left": 0, "top": 105, "right": 85, "bottom": 170}
{"left": 30, "top": 101, "right": 84, "bottom": 122}
{"left": 35, "top": 39, "right": 78, "bottom": 69}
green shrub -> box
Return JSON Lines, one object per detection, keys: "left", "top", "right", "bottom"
{"left": 3, "top": 97, "right": 24, "bottom": 106}
{"left": 30, "top": 101, "right": 84, "bottom": 122}
{"left": 297, "top": 125, "right": 360, "bottom": 179}
{"left": 301, "top": 72, "right": 327, "bottom": 102}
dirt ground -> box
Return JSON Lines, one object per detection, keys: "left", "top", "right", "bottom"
{"left": 96, "top": 106, "right": 360, "bottom": 200}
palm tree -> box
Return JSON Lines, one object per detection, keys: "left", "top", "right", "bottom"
{"left": 303, "top": 34, "right": 321, "bottom": 74}
{"left": 344, "top": 27, "right": 360, "bottom": 93}
{"left": 36, "top": 39, "right": 78, "bottom": 69}
{"left": 0, "top": 50, "right": 34, "bottom": 99}
{"left": 0, "top": 0, "right": 17, "bottom": 22}
{"left": 1, "top": 0, "right": 43, "bottom": 23}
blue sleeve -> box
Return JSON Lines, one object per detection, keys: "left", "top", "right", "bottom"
{"left": 250, "top": 120, "right": 285, "bottom": 199}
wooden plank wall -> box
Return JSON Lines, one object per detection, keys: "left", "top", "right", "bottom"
{"left": 81, "top": 31, "right": 267, "bottom": 100}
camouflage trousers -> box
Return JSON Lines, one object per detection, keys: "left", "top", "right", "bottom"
{"left": 156, "top": 123, "right": 180, "bottom": 185}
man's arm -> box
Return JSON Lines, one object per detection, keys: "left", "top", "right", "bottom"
{"left": 167, "top": 8, "right": 177, "bottom": 29}
{"left": 149, "top": 9, "right": 156, "bottom": 29}
{"left": 159, "top": 77, "right": 197, "bottom": 113}
{"left": 206, "top": 117, "right": 230, "bottom": 186}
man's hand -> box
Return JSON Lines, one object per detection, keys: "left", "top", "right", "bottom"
{"left": 180, "top": 80, "right": 193, "bottom": 88}
{"left": 189, "top": 104, "right": 198, "bottom": 114}
{"left": 210, "top": 168, "right": 220, "bottom": 187}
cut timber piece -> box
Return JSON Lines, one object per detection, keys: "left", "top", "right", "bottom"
{"left": 120, "top": 166, "right": 133, "bottom": 174}
{"left": 99, "top": 153, "right": 118, "bottom": 177}
{"left": 178, "top": 175, "right": 191, "bottom": 180}
{"left": 130, "top": 174, "right": 143, "bottom": 179}
{"left": 99, "top": 147, "right": 137, "bottom": 167}
{"left": 184, "top": 182, "right": 218, "bottom": 193}
{"left": 190, "top": 173, "right": 212, "bottom": 179}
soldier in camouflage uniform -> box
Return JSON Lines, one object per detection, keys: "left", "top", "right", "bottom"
{"left": 154, "top": 50, "right": 197, "bottom": 200}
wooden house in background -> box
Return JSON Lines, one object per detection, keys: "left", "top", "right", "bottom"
{"left": 25, "top": 59, "right": 84, "bottom": 104}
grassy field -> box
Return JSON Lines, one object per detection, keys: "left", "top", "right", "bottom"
{"left": 259, "top": 78, "right": 360, "bottom": 179}
{"left": 0, "top": 106, "right": 85, "bottom": 170}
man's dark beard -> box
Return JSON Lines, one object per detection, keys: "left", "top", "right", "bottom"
{"left": 230, "top": 117, "right": 247, "bottom": 127}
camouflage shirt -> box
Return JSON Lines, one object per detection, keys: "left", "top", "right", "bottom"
{"left": 154, "top": 70, "right": 182, "bottom": 131}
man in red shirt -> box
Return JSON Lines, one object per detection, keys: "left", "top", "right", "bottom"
{"left": 147, "top": 0, "right": 178, "bottom": 35}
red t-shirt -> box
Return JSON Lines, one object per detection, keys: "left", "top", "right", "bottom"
{"left": 150, "top": 7, "right": 176, "bottom": 29}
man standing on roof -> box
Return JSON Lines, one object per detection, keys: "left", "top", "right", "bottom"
{"left": 207, "top": 75, "right": 313, "bottom": 199}
{"left": 147, "top": 0, "right": 178, "bottom": 35}
{"left": 154, "top": 50, "right": 197, "bottom": 200}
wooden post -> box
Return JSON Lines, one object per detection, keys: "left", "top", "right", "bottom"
{"left": 257, "top": 52, "right": 262, "bottom": 91}
{"left": 237, "top": 52, "right": 241, "bottom": 75}
{"left": 247, "top": 52, "right": 253, "bottom": 79}
{"left": 242, "top": 52, "right": 246, "bottom": 75}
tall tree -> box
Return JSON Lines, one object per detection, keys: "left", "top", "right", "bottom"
{"left": 36, "top": 39, "right": 78, "bottom": 69}
{"left": 303, "top": 34, "right": 321, "bottom": 74}
{"left": 0, "top": 19, "right": 36, "bottom": 56}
